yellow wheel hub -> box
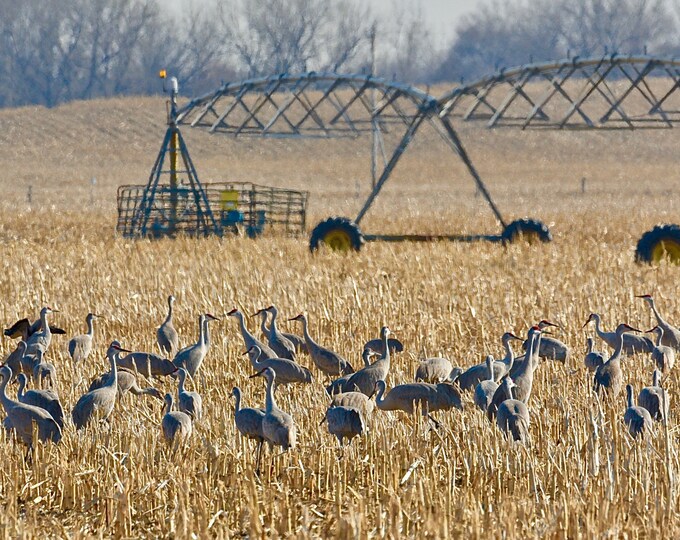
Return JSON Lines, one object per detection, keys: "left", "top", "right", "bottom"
{"left": 651, "top": 238, "right": 680, "bottom": 263}
{"left": 323, "top": 229, "right": 352, "bottom": 251}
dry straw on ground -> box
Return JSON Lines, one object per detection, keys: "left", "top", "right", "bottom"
{"left": 0, "top": 95, "right": 679, "bottom": 537}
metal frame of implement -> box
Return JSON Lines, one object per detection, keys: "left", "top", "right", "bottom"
{"left": 175, "top": 55, "right": 680, "bottom": 244}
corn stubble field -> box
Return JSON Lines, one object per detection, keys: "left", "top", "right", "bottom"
{"left": 1, "top": 92, "right": 680, "bottom": 538}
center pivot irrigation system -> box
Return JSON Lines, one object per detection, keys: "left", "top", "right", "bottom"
{"left": 122, "top": 55, "right": 680, "bottom": 260}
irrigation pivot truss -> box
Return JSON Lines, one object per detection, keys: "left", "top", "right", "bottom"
{"left": 174, "top": 56, "right": 680, "bottom": 251}
{"left": 439, "top": 55, "right": 680, "bottom": 129}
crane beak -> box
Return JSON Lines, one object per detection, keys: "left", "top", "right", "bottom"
{"left": 226, "top": 308, "right": 238, "bottom": 316}
{"left": 249, "top": 370, "right": 265, "bottom": 379}
{"left": 645, "top": 326, "right": 659, "bottom": 333}
{"left": 508, "top": 333, "right": 522, "bottom": 341}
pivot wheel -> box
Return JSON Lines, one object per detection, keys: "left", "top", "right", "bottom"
{"left": 635, "top": 224, "right": 680, "bottom": 264}
{"left": 309, "top": 217, "right": 364, "bottom": 252}
{"left": 501, "top": 218, "right": 552, "bottom": 244}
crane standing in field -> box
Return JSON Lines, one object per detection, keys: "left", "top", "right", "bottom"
{"left": 584, "top": 313, "right": 653, "bottom": 356}
{"left": 458, "top": 332, "right": 523, "bottom": 391}
{"left": 161, "top": 393, "right": 192, "bottom": 448}
{"left": 637, "top": 370, "right": 669, "bottom": 422}
{"left": 258, "top": 310, "right": 307, "bottom": 354}
{"left": 157, "top": 295, "right": 179, "bottom": 357}
{"left": 288, "top": 313, "right": 354, "bottom": 376}
{"left": 326, "top": 347, "right": 376, "bottom": 395}
{"left": 637, "top": 294, "right": 680, "bottom": 352}
{"left": 259, "top": 305, "right": 296, "bottom": 361}
{"left": 16, "top": 373, "right": 64, "bottom": 429}
{"left": 245, "top": 346, "right": 313, "bottom": 386}
{"left": 341, "top": 327, "right": 393, "bottom": 396}
{"left": 25, "top": 307, "right": 58, "bottom": 356}
{"left": 232, "top": 387, "right": 266, "bottom": 472}
{"left": 647, "top": 326, "right": 676, "bottom": 373}
{"left": 177, "top": 367, "right": 202, "bottom": 420}
{"left": 508, "top": 326, "right": 541, "bottom": 403}
{"left": 495, "top": 378, "right": 530, "bottom": 443}
{"left": 250, "top": 367, "right": 297, "bottom": 452}
{"left": 623, "top": 384, "right": 653, "bottom": 439}
{"left": 4, "top": 314, "right": 66, "bottom": 341}
{"left": 32, "top": 349, "right": 57, "bottom": 389}
{"left": 323, "top": 405, "right": 366, "bottom": 446}
{"left": 474, "top": 356, "right": 499, "bottom": 411}
{"left": 593, "top": 324, "right": 641, "bottom": 398}
{"left": 68, "top": 312, "right": 101, "bottom": 364}
{"left": 173, "top": 313, "right": 220, "bottom": 377}
{"left": 88, "top": 366, "right": 163, "bottom": 401}
{"left": 521, "top": 320, "right": 569, "bottom": 363}
{"left": 583, "top": 337, "right": 606, "bottom": 372}
{"left": 0, "top": 365, "right": 62, "bottom": 448}
{"left": 72, "top": 342, "right": 130, "bottom": 429}
{"left": 228, "top": 308, "right": 277, "bottom": 362}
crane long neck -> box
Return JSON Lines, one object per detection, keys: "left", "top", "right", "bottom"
{"left": 164, "top": 395, "right": 173, "bottom": 415}
{"left": 41, "top": 310, "right": 51, "bottom": 338}
{"left": 626, "top": 385, "right": 633, "bottom": 408}
{"left": 264, "top": 375, "right": 277, "bottom": 414}
{"left": 233, "top": 389, "right": 241, "bottom": 412}
{"left": 198, "top": 316, "right": 206, "bottom": 347}
{"left": 86, "top": 316, "right": 95, "bottom": 336}
{"left": 507, "top": 382, "right": 515, "bottom": 401}
{"left": 17, "top": 376, "right": 26, "bottom": 399}
{"left": 251, "top": 347, "right": 262, "bottom": 368}
{"left": 608, "top": 332, "right": 625, "bottom": 365}
{"left": 592, "top": 315, "right": 607, "bottom": 339}
{"left": 503, "top": 338, "right": 515, "bottom": 368}
{"left": 486, "top": 357, "right": 494, "bottom": 381}
{"left": 532, "top": 331, "right": 542, "bottom": 369}
{"left": 204, "top": 319, "right": 210, "bottom": 348}
{"left": 586, "top": 338, "right": 594, "bottom": 354}
{"left": 654, "top": 329, "right": 663, "bottom": 347}
{"left": 375, "top": 381, "right": 386, "bottom": 407}
{"left": 108, "top": 351, "right": 118, "bottom": 386}
{"left": 649, "top": 299, "right": 664, "bottom": 326}
{"left": 178, "top": 370, "right": 186, "bottom": 393}
{"left": 166, "top": 298, "right": 174, "bottom": 323}
{"left": 259, "top": 313, "right": 270, "bottom": 338}
{"left": 299, "top": 316, "right": 315, "bottom": 346}
{"left": 0, "top": 373, "right": 13, "bottom": 409}
{"left": 269, "top": 310, "right": 279, "bottom": 334}
{"left": 653, "top": 370, "right": 660, "bottom": 387}
{"left": 236, "top": 312, "right": 255, "bottom": 341}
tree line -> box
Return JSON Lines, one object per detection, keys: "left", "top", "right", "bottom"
{"left": 1, "top": 0, "right": 678, "bottom": 108}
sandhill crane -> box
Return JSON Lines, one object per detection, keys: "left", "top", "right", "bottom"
{"left": 342, "top": 327, "right": 392, "bottom": 396}
{"left": 326, "top": 347, "right": 376, "bottom": 396}
{"left": 3, "top": 340, "right": 28, "bottom": 378}
{"left": 173, "top": 313, "right": 219, "bottom": 377}
{"left": 458, "top": 332, "right": 523, "bottom": 391}
{"left": 25, "top": 307, "right": 58, "bottom": 356}
{"left": 32, "top": 349, "right": 57, "bottom": 389}
{"left": 415, "top": 357, "right": 454, "bottom": 383}
{"left": 16, "top": 373, "right": 64, "bottom": 429}
{"left": 250, "top": 367, "right": 297, "bottom": 451}
{"left": 638, "top": 370, "right": 669, "bottom": 422}
{"left": 177, "top": 368, "right": 202, "bottom": 420}
{"left": 232, "top": 386, "right": 265, "bottom": 472}
{"left": 584, "top": 337, "right": 606, "bottom": 372}
{"left": 623, "top": 384, "right": 653, "bottom": 439}
{"left": 474, "top": 356, "right": 499, "bottom": 411}
{"left": 487, "top": 375, "right": 514, "bottom": 421}
{"left": 324, "top": 406, "right": 366, "bottom": 445}
{"left": 246, "top": 346, "right": 313, "bottom": 386}
{"left": 495, "top": 378, "right": 530, "bottom": 443}
{"left": 228, "top": 308, "right": 277, "bottom": 363}
{"left": 157, "top": 295, "right": 180, "bottom": 356}
{"left": 161, "top": 393, "right": 192, "bottom": 447}
{"left": 258, "top": 306, "right": 296, "bottom": 360}
{"left": 363, "top": 333, "right": 404, "bottom": 356}
{"left": 289, "top": 313, "right": 354, "bottom": 376}
{"left": 329, "top": 390, "right": 375, "bottom": 417}
{"left": 374, "top": 380, "right": 462, "bottom": 428}
{"left": 647, "top": 326, "right": 676, "bottom": 373}
{"left": 584, "top": 313, "right": 653, "bottom": 356}
{"left": 68, "top": 312, "right": 101, "bottom": 364}
{"left": 4, "top": 316, "right": 65, "bottom": 340}
{"left": 88, "top": 368, "right": 163, "bottom": 400}
{"left": 637, "top": 294, "right": 680, "bottom": 351}
{"left": 117, "top": 350, "right": 177, "bottom": 378}
{"left": 257, "top": 310, "right": 307, "bottom": 354}
{"left": 72, "top": 342, "right": 130, "bottom": 430}
{"left": 509, "top": 326, "right": 541, "bottom": 404}
{"left": 593, "top": 324, "right": 640, "bottom": 398}
{"left": 0, "top": 365, "right": 61, "bottom": 447}
{"left": 521, "top": 320, "right": 570, "bottom": 363}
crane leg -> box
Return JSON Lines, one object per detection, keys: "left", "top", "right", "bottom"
{"left": 255, "top": 441, "right": 263, "bottom": 476}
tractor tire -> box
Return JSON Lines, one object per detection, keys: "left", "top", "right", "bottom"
{"left": 635, "top": 224, "right": 680, "bottom": 264}
{"left": 309, "top": 217, "right": 364, "bottom": 252}
{"left": 502, "top": 218, "right": 552, "bottom": 244}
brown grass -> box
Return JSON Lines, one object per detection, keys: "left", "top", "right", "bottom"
{"left": 0, "top": 94, "right": 679, "bottom": 537}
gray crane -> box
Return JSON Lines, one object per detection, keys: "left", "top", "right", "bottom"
{"left": 647, "top": 326, "right": 676, "bottom": 373}
{"left": 474, "top": 356, "right": 499, "bottom": 412}
{"left": 68, "top": 312, "right": 101, "bottom": 364}
{"left": 257, "top": 310, "right": 307, "bottom": 354}
{"left": 362, "top": 334, "right": 404, "bottom": 356}
{"left": 584, "top": 313, "right": 653, "bottom": 356}
{"left": 415, "top": 357, "right": 454, "bottom": 384}
{"left": 509, "top": 326, "right": 541, "bottom": 404}
{"left": 637, "top": 294, "right": 680, "bottom": 352}
{"left": 177, "top": 367, "right": 202, "bottom": 420}
{"left": 4, "top": 315, "right": 65, "bottom": 341}
{"left": 72, "top": 342, "right": 130, "bottom": 429}
{"left": 246, "top": 346, "right": 312, "bottom": 386}
{"left": 593, "top": 324, "right": 640, "bottom": 398}
{"left": 458, "top": 332, "right": 523, "bottom": 391}
{"left": 25, "top": 306, "right": 58, "bottom": 356}
{"left": 16, "top": 373, "right": 64, "bottom": 429}
{"left": 326, "top": 347, "right": 376, "bottom": 396}
{"left": 324, "top": 406, "right": 366, "bottom": 445}
{"left": 329, "top": 390, "right": 375, "bottom": 417}
{"left": 3, "top": 340, "right": 28, "bottom": 379}
{"left": 88, "top": 368, "right": 163, "bottom": 400}
{"left": 117, "top": 350, "right": 178, "bottom": 378}
{"left": 259, "top": 305, "right": 296, "bottom": 360}
{"left": 172, "top": 313, "right": 219, "bottom": 377}
{"left": 157, "top": 295, "right": 180, "bottom": 356}
{"left": 288, "top": 313, "right": 354, "bottom": 376}
{"left": 161, "top": 393, "right": 192, "bottom": 447}
{"left": 520, "top": 320, "right": 569, "bottom": 363}
{"left": 623, "top": 384, "right": 653, "bottom": 439}
{"left": 495, "top": 378, "right": 530, "bottom": 443}
{"left": 32, "top": 349, "right": 57, "bottom": 389}
{"left": 583, "top": 337, "right": 606, "bottom": 372}
{"left": 638, "top": 370, "right": 669, "bottom": 422}
{"left": 232, "top": 386, "right": 265, "bottom": 473}
{"left": 373, "top": 380, "right": 462, "bottom": 429}
{"left": 341, "top": 327, "right": 392, "bottom": 396}
{"left": 250, "top": 367, "right": 297, "bottom": 451}
{"left": 0, "top": 365, "right": 61, "bottom": 447}
{"left": 227, "top": 308, "right": 277, "bottom": 363}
